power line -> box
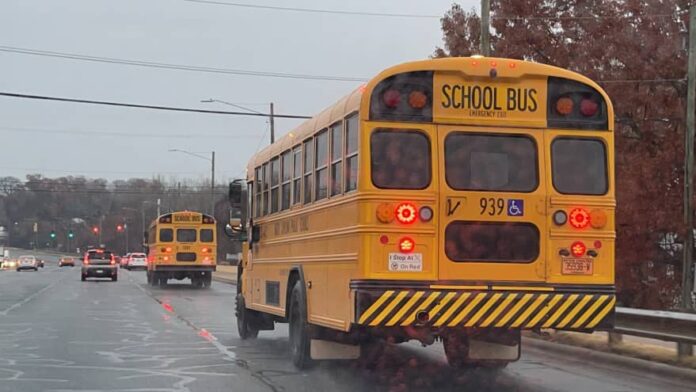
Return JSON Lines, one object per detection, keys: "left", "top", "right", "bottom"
{"left": 0, "top": 45, "right": 367, "bottom": 82}
{"left": 0, "top": 92, "right": 312, "bottom": 119}
{"left": 0, "top": 125, "right": 259, "bottom": 139}
{"left": 183, "top": 0, "right": 440, "bottom": 19}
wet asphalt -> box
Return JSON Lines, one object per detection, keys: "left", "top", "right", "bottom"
{"left": 0, "top": 250, "right": 694, "bottom": 392}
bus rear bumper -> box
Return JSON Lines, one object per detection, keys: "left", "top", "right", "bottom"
{"left": 352, "top": 281, "right": 615, "bottom": 332}
{"left": 151, "top": 265, "right": 217, "bottom": 272}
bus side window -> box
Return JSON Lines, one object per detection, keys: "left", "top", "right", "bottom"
{"left": 345, "top": 114, "right": 359, "bottom": 192}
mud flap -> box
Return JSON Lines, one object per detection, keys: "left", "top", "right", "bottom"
{"left": 468, "top": 338, "right": 520, "bottom": 361}
{"left": 310, "top": 339, "right": 361, "bottom": 360}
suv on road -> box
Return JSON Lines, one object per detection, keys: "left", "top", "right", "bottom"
{"left": 17, "top": 255, "right": 39, "bottom": 271}
{"left": 125, "top": 252, "right": 147, "bottom": 270}
{"left": 81, "top": 249, "right": 117, "bottom": 281}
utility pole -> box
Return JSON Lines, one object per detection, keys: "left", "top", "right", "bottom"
{"left": 270, "top": 102, "right": 275, "bottom": 144}
{"left": 480, "top": 0, "right": 491, "bottom": 56}
{"left": 211, "top": 151, "right": 216, "bottom": 216}
{"left": 679, "top": 5, "right": 696, "bottom": 358}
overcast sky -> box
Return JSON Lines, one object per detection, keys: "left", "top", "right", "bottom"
{"left": 0, "top": 0, "right": 477, "bottom": 183}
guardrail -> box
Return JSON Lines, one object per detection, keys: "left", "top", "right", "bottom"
{"left": 611, "top": 306, "right": 696, "bottom": 357}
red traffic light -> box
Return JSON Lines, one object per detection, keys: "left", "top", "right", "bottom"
{"left": 116, "top": 224, "right": 124, "bottom": 232}
{"left": 92, "top": 226, "right": 99, "bottom": 234}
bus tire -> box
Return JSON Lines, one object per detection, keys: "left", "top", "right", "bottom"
{"left": 203, "top": 272, "right": 212, "bottom": 288}
{"left": 192, "top": 275, "right": 203, "bottom": 288}
{"left": 158, "top": 274, "right": 167, "bottom": 288}
{"left": 443, "top": 333, "right": 469, "bottom": 369}
{"left": 236, "top": 294, "right": 259, "bottom": 339}
{"left": 288, "top": 281, "right": 312, "bottom": 369}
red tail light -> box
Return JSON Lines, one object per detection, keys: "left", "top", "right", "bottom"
{"left": 580, "top": 98, "right": 599, "bottom": 117}
{"left": 382, "top": 89, "right": 401, "bottom": 108}
{"left": 110, "top": 256, "right": 116, "bottom": 265}
{"left": 395, "top": 202, "right": 417, "bottom": 224}
{"left": 571, "top": 241, "right": 586, "bottom": 257}
{"left": 569, "top": 208, "right": 591, "bottom": 229}
{"left": 83, "top": 257, "right": 89, "bottom": 265}
{"left": 201, "top": 247, "right": 209, "bottom": 253}
{"left": 398, "top": 237, "right": 415, "bottom": 253}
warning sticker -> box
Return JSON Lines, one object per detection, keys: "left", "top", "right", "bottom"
{"left": 388, "top": 253, "right": 423, "bottom": 272}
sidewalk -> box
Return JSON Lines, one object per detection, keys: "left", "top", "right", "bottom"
{"left": 213, "top": 264, "right": 237, "bottom": 285}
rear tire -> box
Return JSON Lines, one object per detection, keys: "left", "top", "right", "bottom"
{"left": 112, "top": 275, "right": 118, "bottom": 282}
{"left": 443, "top": 333, "right": 469, "bottom": 369}
{"left": 81, "top": 274, "right": 86, "bottom": 281}
{"left": 158, "top": 274, "right": 167, "bottom": 288}
{"left": 203, "top": 272, "right": 212, "bottom": 288}
{"left": 236, "top": 294, "right": 259, "bottom": 339}
{"left": 288, "top": 281, "right": 312, "bottom": 369}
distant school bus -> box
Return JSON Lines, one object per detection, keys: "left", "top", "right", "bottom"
{"left": 146, "top": 211, "right": 217, "bottom": 288}
{"left": 228, "top": 57, "right": 615, "bottom": 369}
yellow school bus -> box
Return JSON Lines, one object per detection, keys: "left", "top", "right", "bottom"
{"left": 229, "top": 57, "right": 615, "bottom": 369}
{"left": 146, "top": 211, "right": 217, "bottom": 288}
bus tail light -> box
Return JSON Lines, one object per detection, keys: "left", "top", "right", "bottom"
{"left": 590, "top": 209, "right": 607, "bottom": 229}
{"left": 571, "top": 241, "right": 586, "bottom": 257}
{"left": 398, "top": 237, "right": 415, "bottom": 253}
{"left": 383, "top": 89, "right": 401, "bottom": 108}
{"left": 408, "top": 91, "right": 428, "bottom": 109}
{"left": 376, "top": 203, "right": 395, "bottom": 223}
{"left": 395, "top": 202, "right": 417, "bottom": 224}
{"left": 418, "top": 206, "right": 433, "bottom": 222}
{"left": 555, "top": 97, "right": 574, "bottom": 115}
{"left": 110, "top": 256, "right": 116, "bottom": 265}
{"left": 201, "top": 247, "right": 210, "bottom": 253}
{"left": 163, "top": 256, "right": 170, "bottom": 262}
{"left": 552, "top": 210, "right": 567, "bottom": 226}
{"left": 83, "top": 258, "right": 89, "bottom": 265}
{"left": 580, "top": 98, "right": 599, "bottom": 117}
{"left": 569, "top": 208, "right": 591, "bottom": 229}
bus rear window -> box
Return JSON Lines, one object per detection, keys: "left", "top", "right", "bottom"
{"left": 445, "top": 133, "right": 537, "bottom": 192}
{"left": 177, "top": 229, "right": 197, "bottom": 242}
{"left": 552, "top": 138, "right": 608, "bottom": 195}
{"left": 200, "top": 229, "right": 214, "bottom": 243}
{"left": 371, "top": 129, "right": 430, "bottom": 189}
{"left": 159, "top": 228, "right": 173, "bottom": 242}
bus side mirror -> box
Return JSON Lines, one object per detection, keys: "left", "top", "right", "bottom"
{"left": 225, "top": 218, "right": 247, "bottom": 241}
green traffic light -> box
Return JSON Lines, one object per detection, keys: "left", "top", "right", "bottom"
{"left": 50, "top": 231, "right": 56, "bottom": 239}
{"left": 68, "top": 231, "right": 74, "bottom": 238}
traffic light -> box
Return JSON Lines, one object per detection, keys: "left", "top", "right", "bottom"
{"left": 116, "top": 224, "right": 124, "bottom": 232}
{"left": 92, "top": 226, "right": 99, "bottom": 235}
{"left": 68, "top": 231, "right": 74, "bottom": 239}
{"left": 50, "top": 231, "right": 56, "bottom": 239}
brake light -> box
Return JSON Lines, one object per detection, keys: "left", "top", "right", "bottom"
{"left": 110, "top": 256, "right": 115, "bottom": 265}
{"left": 569, "top": 208, "right": 591, "bottom": 229}
{"left": 398, "top": 237, "right": 415, "bottom": 253}
{"left": 163, "top": 256, "right": 169, "bottom": 261}
{"left": 383, "top": 89, "right": 401, "bottom": 108}
{"left": 571, "top": 241, "right": 586, "bottom": 257}
{"left": 580, "top": 98, "right": 599, "bottom": 117}
{"left": 83, "top": 257, "right": 89, "bottom": 265}
{"left": 201, "top": 247, "right": 209, "bottom": 253}
{"left": 555, "top": 97, "right": 574, "bottom": 115}
{"left": 395, "top": 202, "right": 417, "bottom": 224}
{"left": 408, "top": 91, "right": 427, "bottom": 109}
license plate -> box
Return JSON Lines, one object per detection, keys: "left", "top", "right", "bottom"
{"left": 97, "top": 269, "right": 103, "bottom": 273}
{"left": 561, "top": 258, "right": 593, "bottom": 275}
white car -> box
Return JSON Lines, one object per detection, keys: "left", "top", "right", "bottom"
{"left": 126, "top": 252, "right": 147, "bottom": 270}
{"left": 16, "top": 255, "right": 39, "bottom": 271}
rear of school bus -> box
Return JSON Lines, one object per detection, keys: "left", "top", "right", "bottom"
{"left": 147, "top": 211, "right": 217, "bottom": 288}
{"left": 352, "top": 57, "right": 615, "bottom": 367}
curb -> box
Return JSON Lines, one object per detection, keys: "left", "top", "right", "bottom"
{"left": 524, "top": 336, "right": 696, "bottom": 384}
{"left": 212, "top": 275, "right": 236, "bottom": 285}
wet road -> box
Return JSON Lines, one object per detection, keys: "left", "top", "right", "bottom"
{"left": 1, "top": 250, "right": 694, "bottom": 392}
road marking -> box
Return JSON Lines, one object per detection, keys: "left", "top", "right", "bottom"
{"left": 0, "top": 274, "right": 68, "bottom": 316}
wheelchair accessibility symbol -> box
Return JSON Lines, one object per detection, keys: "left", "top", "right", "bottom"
{"left": 507, "top": 199, "right": 524, "bottom": 216}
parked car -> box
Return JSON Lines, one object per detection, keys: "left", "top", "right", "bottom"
{"left": 81, "top": 248, "right": 117, "bottom": 281}
{"left": 125, "top": 252, "right": 147, "bottom": 270}
{"left": 58, "top": 257, "right": 76, "bottom": 267}
{"left": 16, "top": 255, "right": 39, "bottom": 271}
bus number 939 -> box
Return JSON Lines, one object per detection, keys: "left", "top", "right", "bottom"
{"left": 480, "top": 197, "right": 504, "bottom": 216}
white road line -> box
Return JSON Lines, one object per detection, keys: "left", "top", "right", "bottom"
{"left": 0, "top": 274, "right": 68, "bottom": 316}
